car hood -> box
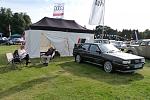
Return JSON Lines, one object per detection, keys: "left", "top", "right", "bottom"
{"left": 106, "top": 52, "right": 144, "bottom": 60}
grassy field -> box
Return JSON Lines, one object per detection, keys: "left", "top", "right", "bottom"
{"left": 0, "top": 45, "right": 150, "bottom": 100}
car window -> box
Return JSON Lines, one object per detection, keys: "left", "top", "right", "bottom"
{"left": 82, "top": 44, "right": 90, "bottom": 51}
{"left": 140, "top": 42, "right": 146, "bottom": 46}
{"left": 98, "top": 44, "right": 120, "bottom": 53}
{"left": 89, "top": 44, "right": 99, "bottom": 53}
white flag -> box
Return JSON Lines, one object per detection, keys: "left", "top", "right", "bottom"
{"left": 89, "top": 0, "right": 105, "bottom": 25}
{"left": 53, "top": 3, "right": 64, "bottom": 18}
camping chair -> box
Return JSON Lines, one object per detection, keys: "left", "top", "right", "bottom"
{"left": 6, "top": 52, "right": 22, "bottom": 68}
{"left": 6, "top": 53, "right": 14, "bottom": 64}
{"left": 40, "top": 50, "right": 55, "bottom": 65}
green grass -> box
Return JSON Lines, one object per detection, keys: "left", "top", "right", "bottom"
{"left": 0, "top": 45, "right": 150, "bottom": 100}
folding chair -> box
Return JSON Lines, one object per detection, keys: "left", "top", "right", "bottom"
{"left": 6, "top": 53, "right": 22, "bottom": 68}
{"left": 6, "top": 53, "right": 14, "bottom": 64}
{"left": 40, "top": 51, "right": 55, "bottom": 65}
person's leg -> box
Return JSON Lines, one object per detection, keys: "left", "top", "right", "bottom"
{"left": 24, "top": 54, "right": 30, "bottom": 65}
{"left": 45, "top": 56, "right": 51, "bottom": 66}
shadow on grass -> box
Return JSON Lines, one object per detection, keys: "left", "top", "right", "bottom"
{"left": 0, "top": 66, "right": 13, "bottom": 74}
{"left": 59, "top": 61, "right": 144, "bottom": 85}
{"left": 0, "top": 62, "right": 47, "bottom": 74}
{"left": 0, "top": 75, "right": 58, "bottom": 99}
{"left": 0, "top": 65, "right": 24, "bottom": 74}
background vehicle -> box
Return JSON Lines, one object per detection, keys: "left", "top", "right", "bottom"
{"left": 8, "top": 34, "right": 24, "bottom": 45}
{"left": 73, "top": 43, "right": 145, "bottom": 73}
{"left": 126, "top": 39, "right": 150, "bottom": 58}
{"left": 113, "top": 41, "right": 127, "bottom": 50}
{"left": 0, "top": 37, "right": 8, "bottom": 44}
{"left": 94, "top": 39, "right": 109, "bottom": 44}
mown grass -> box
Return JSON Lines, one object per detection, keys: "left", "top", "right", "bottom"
{"left": 0, "top": 45, "right": 150, "bottom": 100}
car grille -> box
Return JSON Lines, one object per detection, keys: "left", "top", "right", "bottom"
{"left": 131, "top": 59, "right": 141, "bottom": 64}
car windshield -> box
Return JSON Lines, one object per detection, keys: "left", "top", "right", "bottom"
{"left": 98, "top": 44, "right": 120, "bottom": 53}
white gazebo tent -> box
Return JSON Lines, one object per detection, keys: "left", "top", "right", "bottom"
{"left": 25, "top": 17, "right": 94, "bottom": 58}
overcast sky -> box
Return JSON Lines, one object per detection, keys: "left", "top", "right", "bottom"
{"left": 0, "top": 0, "right": 150, "bottom": 31}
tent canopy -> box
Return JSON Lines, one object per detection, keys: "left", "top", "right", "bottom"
{"left": 30, "top": 17, "right": 94, "bottom": 33}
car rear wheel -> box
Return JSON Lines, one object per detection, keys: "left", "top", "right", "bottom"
{"left": 75, "top": 55, "right": 82, "bottom": 63}
{"left": 104, "top": 61, "right": 113, "bottom": 73}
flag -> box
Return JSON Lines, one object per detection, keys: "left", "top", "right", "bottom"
{"left": 89, "top": 0, "right": 105, "bottom": 25}
{"left": 53, "top": 3, "right": 64, "bottom": 18}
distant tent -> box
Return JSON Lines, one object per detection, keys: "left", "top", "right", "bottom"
{"left": 25, "top": 17, "right": 94, "bottom": 58}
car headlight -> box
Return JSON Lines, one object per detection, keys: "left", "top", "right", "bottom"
{"left": 122, "top": 60, "right": 131, "bottom": 64}
{"left": 141, "top": 58, "right": 145, "bottom": 63}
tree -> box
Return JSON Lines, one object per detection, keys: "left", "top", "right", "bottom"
{"left": 0, "top": 7, "right": 12, "bottom": 36}
{"left": 143, "top": 29, "right": 150, "bottom": 39}
{"left": 0, "top": 7, "right": 32, "bottom": 37}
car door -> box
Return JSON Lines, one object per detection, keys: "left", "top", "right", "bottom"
{"left": 88, "top": 44, "right": 103, "bottom": 64}
{"left": 80, "top": 44, "right": 90, "bottom": 61}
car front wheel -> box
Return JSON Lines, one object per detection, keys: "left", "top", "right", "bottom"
{"left": 75, "top": 55, "right": 82, "bottom": 63}
{"left": 104, "top": 61, "right": 113, "bottom": 73}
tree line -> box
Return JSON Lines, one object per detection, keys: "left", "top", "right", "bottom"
{"left": 95, "top": 25, "right": 150, "bottom": 40}
{"left": 0, "top": 7, "right": 31, "bottom": 37}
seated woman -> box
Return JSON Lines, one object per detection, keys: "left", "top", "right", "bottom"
{"left": 41, "top": 47, "right": 55, "bottom": 66}
{"left": 17, "top": 45, "right": 30, "bottom": 65}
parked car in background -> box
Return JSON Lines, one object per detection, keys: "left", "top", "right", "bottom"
{"left": 94, "top": 39, "right": 109, "bottom": 44}
{"left": 73, "top": 43, "right": 145, "bottom": 73}
{"left": 113, "top": 41, "right": 127, "bottom": 50}
{"left": 9, "top": 37, "right": 24, "bottom": 44}
{"left": 7, "top": 34, "right": 25, "bottom": 45}
{"left": 126, "top": 39, "right": 150, "bottom": 59}
{"left": 0, "top": 37, "right": 8, "bottom": 44}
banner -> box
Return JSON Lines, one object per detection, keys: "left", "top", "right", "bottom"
{"left": 89, "top": 0, "right": 105, "bottom": 25}
{"left": 53, "top": 3, "right": 64, "bottom": 18}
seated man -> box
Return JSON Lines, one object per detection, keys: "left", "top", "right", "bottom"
{"left": 17, "top": 45, "right": 30, "bottom": 65}
{"left": 41, "top": 47, "right": 55, "bottom": 66}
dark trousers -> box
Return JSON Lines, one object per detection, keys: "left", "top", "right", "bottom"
{"left": 23, "top": 54, "right": 30, "bottom": 65}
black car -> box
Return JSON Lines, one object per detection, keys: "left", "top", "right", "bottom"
{"left": 73, "top": 43, "right": 145, "bottom": 73}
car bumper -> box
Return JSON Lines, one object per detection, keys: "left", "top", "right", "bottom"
{"left": 113, "top": 62, "right": 144, "bottom": 72}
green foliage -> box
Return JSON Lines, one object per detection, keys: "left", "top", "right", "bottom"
{"left": 0, "top": 45, "right": 150, "bottom": 99}
{"left": 0, "top": 7, "right": 31, "bottom": 37}
{"left": 142, "top": 29, "right": 150, "bottom": 39}
{"left": 95, "top": 25, "right": 144, "bottom": 40}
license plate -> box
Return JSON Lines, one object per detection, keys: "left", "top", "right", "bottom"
{"left": 134, "top": 64, "right": 142, "bottom": 68}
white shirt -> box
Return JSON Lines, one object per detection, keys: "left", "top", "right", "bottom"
{"left": 18, "top": 49, "right": 27, "bottom": 59}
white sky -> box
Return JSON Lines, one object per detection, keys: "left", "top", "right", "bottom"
{"left": 0, "top": 0, "right": 150, "bottom": 31}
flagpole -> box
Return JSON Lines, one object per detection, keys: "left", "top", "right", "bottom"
{"left": 102, "top": 0, "right": 105, "bottom": 43}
